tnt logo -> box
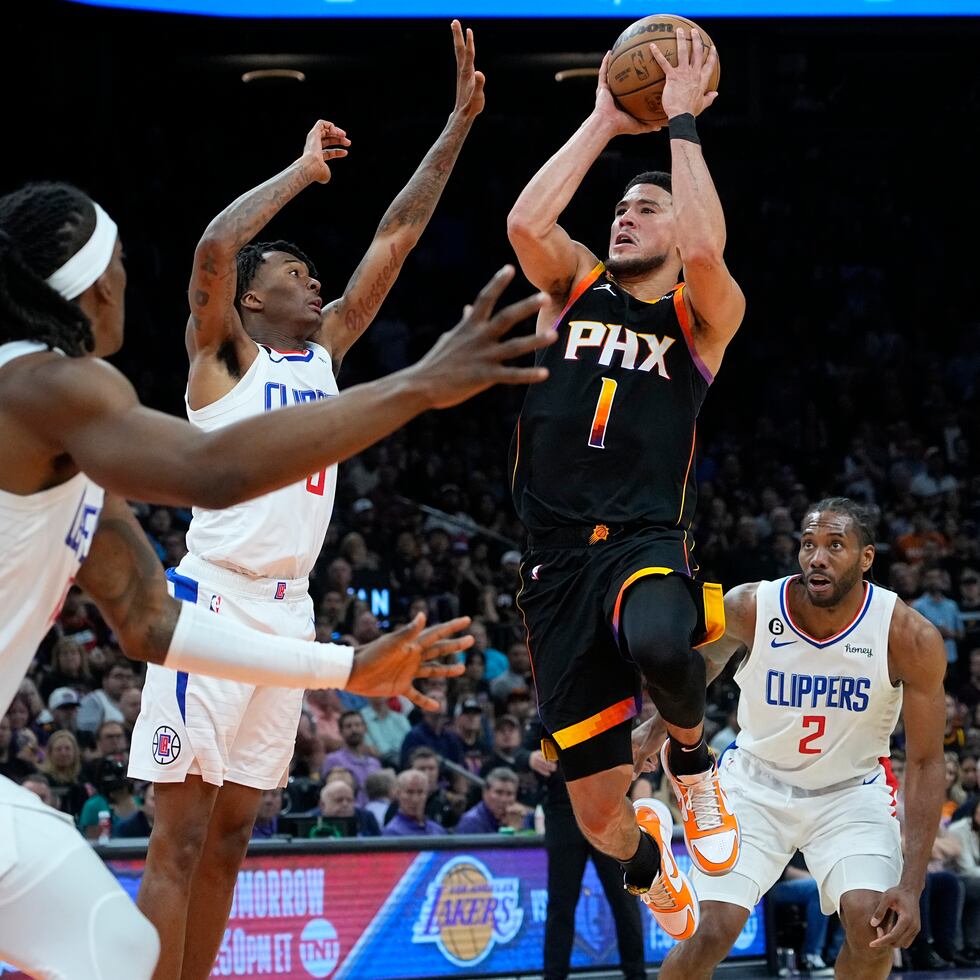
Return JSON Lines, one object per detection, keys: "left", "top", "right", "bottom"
{"left": 275, "top": 582, "right": 287, "bottom": 601}
{"left": 298, "top": 918, "right": 340, "bottom": 978}
{"left": 152, "top": 725, "right": 181, "bottom": 765}
{"left": 413, "top": 856, "right": 523, "bottom": 967}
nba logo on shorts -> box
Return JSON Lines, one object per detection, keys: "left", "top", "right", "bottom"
{"left": 275, "top": 581, "right": 287, "bottom": 601}
{"left": 209, "top": 594, "right": 222, "bottom": 614}
{"left": 152, "top": 725, "right": 181, "bottom": 765}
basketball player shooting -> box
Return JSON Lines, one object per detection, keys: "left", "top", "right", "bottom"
{"left": 129, "top": 21, "right": 498, "bottom": 980}
{"left": 506, "top": 28, "right": 744, "bottom": 939}
{"left": 0, "top": 152, "right": 549, "bottom": 980}
{"left": 638, "top": 499, "right": 946, "bottom": 980}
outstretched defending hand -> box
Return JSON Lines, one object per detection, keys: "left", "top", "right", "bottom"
{"left": 409, "top": 265, "right": 555, "bottom": 410}
{"left": 593, "top": 51, "right": 662, "bottom": 137}
{"left": 346, "top": 614, "right": 471, "bottom": 711}
{"left": 301, "top": 119, "right": 352, "bottom": 185}
{"left": 452, "top": 19, "right": 485, "bottom": 120}
{"left": 648, "top": 27, "right": 720, "bottom": 121}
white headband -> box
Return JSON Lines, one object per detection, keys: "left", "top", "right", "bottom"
{"left": 45, "top": 201, "right": 118, "bottom": 300}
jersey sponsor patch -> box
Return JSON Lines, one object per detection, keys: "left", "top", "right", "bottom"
{"left": 152, "top": 725, "right": 181, "bottom": 765}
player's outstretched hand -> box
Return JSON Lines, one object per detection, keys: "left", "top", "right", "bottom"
{"left": 452, "top": 19, "right": 485, "bottom": 120}
{"left": 869, "top": 886, "right": 921, "bottom": 949}
{"left": 409, "top": 265, "right": 554, "bottom": 410}
{"left": 648, "top": 27, "right": 719, "bottom": 121}
{"left": 631, "top": 715, "right": 668, "bottom": 778}
{"left": 345, "top": 613, "right": 470, "bottom": 710}
{"left": 301, "top": 119, "right": 351, "bottom": 185}
{"left": 593, "top": 52, "right": 661, "bottom": 137}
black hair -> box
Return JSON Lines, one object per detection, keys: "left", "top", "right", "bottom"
{"left": 0, "top": 182, "right": 98, "bottom": 357}
{"left": 804, "top": 496, "right": 877, "bottom": 548}
{"left": 623, "top": 170, "right": 672, "bottom": 198}
{"left": 338, "top": 709, "right": 363, "bottom": 727}
{"left": 235, "top": 239, "right": 318, "bottom": 312}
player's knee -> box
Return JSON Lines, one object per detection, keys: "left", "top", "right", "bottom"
{"left": 148, "top": 818, "right": 209, "bottom": 878}
{"left": 209, "top": 815, "right": 255, "bottom": 868}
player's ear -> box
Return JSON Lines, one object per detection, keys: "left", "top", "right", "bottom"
{"left": 240, "top": 289, "right": 263, "bottom": 312}
{"left": 861, "top": 545, "right": 875, "bottom": 573}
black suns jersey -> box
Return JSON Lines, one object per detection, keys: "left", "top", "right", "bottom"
{"left": 510, "top": 262, "right": 713, "bottom": 535}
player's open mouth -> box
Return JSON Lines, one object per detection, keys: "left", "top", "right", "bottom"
{"left": 807, "top": 574, "right": 832, "bottom": 591}
{"left": 614, "top": 234, "right": 635, "bottom": 246}
{"left": 308, "top": 300, "right": 322, "bottom": 312}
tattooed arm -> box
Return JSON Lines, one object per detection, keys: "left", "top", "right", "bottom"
{"left": 315, "top": 20, "right": 485, "bottom": 367}
{"left": 184, "top": 120, "right": 350, "bottom": 404}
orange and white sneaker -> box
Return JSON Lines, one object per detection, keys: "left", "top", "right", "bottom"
{"left": 660, "top": 741, "right": 740, "bottom": 876}
{"left": 628, "top": 797, "right": 700, "bottom": 941}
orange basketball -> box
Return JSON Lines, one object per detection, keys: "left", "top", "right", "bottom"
{"left": 606, "top": 13, "right": 721, "bottom": 125}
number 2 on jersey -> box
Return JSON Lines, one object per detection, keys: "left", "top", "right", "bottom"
{"left": 798, "top": 714, "right": 826, "bottom": 755}
{"left": 588, "top": 377, "right": 618, "bottom": 449}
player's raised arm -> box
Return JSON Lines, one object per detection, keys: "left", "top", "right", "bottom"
{"left": 648, "top": 29, "right": 744, "bottom": 373}
{"left": 869, "top": 602, "right": 947, "bottom": 950}
{"left": 316, "top": 20, "right": 484, "bottom": 366}
{"left": 186, "top": 119, "right": 350, "bottom": 357}
{"left": 506, "top": 52, "right": 658, "bottom": 319}
{"left": 76, "top": 494, "right": 468, "bottom": 702}
{"left": 13, "top": 266, "right": 550, "bottom": 507}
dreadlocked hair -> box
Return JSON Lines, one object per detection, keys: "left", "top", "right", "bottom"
{"left": 805, "top": 496, "right": 878, "bottom": 548}
{"left": 0, "top": 182, "right": 98, "bottom": 357}
{"left": 235, "top": 240, "right": 318, "bottom": 313}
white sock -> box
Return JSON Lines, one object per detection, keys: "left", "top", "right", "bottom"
{"left": 163, "top": 602, "right": 353, "bottom": 689}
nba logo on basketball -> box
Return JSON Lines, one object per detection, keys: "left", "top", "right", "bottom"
{"left": 275, "top": 581, "right": 287, "bottom": 601}
{"left": 152, "top": 725, "right": 181, "bottom": 765}
{"left": 412, "top": 856, "right": 523, "bottom": 967}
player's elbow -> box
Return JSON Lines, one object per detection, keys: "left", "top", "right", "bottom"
{"left": 193, "top": 234, "right": 236, "bottom": 270}
{"left": 506, "top": 210, "right": 538, "bottom": 245}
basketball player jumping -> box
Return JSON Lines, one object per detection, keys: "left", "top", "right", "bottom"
{"left": 507, "top": 29, "right": 743, "bottom": 938}
{"left": 0, "top": 169, "right": 548, "bottom": 980}
{"left": 636, "top": 499, "right": 946, "bottom": 980}
{"left": 129, "top": 21, "right": 494, "bottom": 979}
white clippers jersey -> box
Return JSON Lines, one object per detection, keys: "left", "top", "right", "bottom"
{"left": 733, "top": 575, "right": 901, "bottom": 790}
{"left": 0, "top": 341, "right": 105, "bottom": 716}
{"left": 184, "top": 342, "right": 339, "bottom": 580}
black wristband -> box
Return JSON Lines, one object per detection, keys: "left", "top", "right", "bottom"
{"left": 668, "top": 113, "right": 700, "bottom": 145}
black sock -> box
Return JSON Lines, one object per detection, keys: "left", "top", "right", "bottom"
{"left": 621, "top": 829, "right": 661, "bottom": 890}
{"left": 668, "top": 734, "right": 711, "bottom": 776}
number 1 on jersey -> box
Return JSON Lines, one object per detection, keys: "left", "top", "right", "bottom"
{"left": 588, "top": 377, "right": 618, "bottom": 449}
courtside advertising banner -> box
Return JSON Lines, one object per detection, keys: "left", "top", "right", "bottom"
{"left": 2, "top": 841, "right": 764, "bottom": 978}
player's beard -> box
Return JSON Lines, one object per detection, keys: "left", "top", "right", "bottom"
{"left": 807, "top": 560, "right": 864, "bottom": 609}
{"left": 605, "top": 250, "right": 669, "bottom": 279}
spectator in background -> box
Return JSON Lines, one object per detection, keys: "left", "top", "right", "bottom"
{"left": 456, "top": 767, "right": 531, "bottom": 834}
{"left": 400, "top": 695, "right": 464, "bottom": 770}
{"left": 480, "top": 715, "right": 530, "bottom": 788}
{"left": 453, "top": 697, "right": 490, "bottom": 776}
{"left": 39, "top": 730, "right": 87, "bottom": 818}
{"left": 959, "top": 574, "right": 980, "bottom": 656}
{"left": 490, "top": 642, "right": 532, "bottom": 705}
{"left": 944, "top": 752, "right": 970, "bottom": 824}
{"left": 959, "top": 648, "right": 980, "bottom": 711}
{"left": 897, "top": 513, "right": 948, "bottom": 565}
{"left": 5, "top": 695, "right": 31, "bottom": 737}
{"left": 20, "top": 772, "right": 56, "bottom": 808}
{"left": 914, "top": 569, "right": 964, "bottom": 668}
{"left": 361, "top": 697, "right": 410, "bottom": 769}
{"left": 467, "top": 620, "right": 507, "bottom": 681}
{"left": 80, "top": 759, "right": 138, "bottom": 840}
{"left": 503, "top": 687, "right": 535, "bottom": 728}
{"left": 364, "top": 769, "right": 397, "bottom": 829}
{"left": 322, "top": 711, "right": 381, "bottom": 806}
{"left": 0, "top": 713, "right": 36, "bottom": 781}
{"left": 410, "top": 747, "right": 460, "bottom": 829}
{"left": 116, "top": 783, "right": 156, "bottom": 838}
{"left": 77, "top": 662, "right": 134, "bottom": 734}
{"left": 709, "top": 691, "right": 740, "bottom": 755}
{"left": 948, "top": 798, "right": 980, "bottom": 963}
{"left": 454, "top": 649, "right": 492, "bottom": 708}
{"left": 291, "top": 710, "right": 327, "bottom": 780}
{"left": 251, "top": 789, "right": 283, "bottom": 839}
{"left": 382, "top": 769, "right": 447, "bottom": 837}
{"left": 494, "top": 551, "right": 522, "bottom": 625}
{"left": 944, "top": 694, "right": 968, "bottom": 753}
{"left": 769, "top": 856, "right": 835, "bottom": 976}
{"left": 303, "top": 689, "right": 344, "bottom": 753}
{"left": 40, "top": 636, "right": 93, "bottom": 702}
{"left": 89, "top": 719, "right": 130, "bottom": 774}
{"left": 119, "top": 686, "right": 143, "bottom": 738}
{"left": 310, "top": 780, "right": 380, "bottom": 839}
{"left": 44, "top": 687, "right": 82, "bottom": 739}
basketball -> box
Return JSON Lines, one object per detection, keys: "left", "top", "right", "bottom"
{"left": 606, "top": 13, "right": 721, "bottom": 124}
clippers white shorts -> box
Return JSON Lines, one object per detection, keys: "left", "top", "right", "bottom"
{"left": 692, "top": 746, "right": 902, "bottom": 915}
{"left": 0, "top": 774, "right": 159, "bottom": 979}
{"left": 129, "top": 555, "right": 312, "bottom": 791}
